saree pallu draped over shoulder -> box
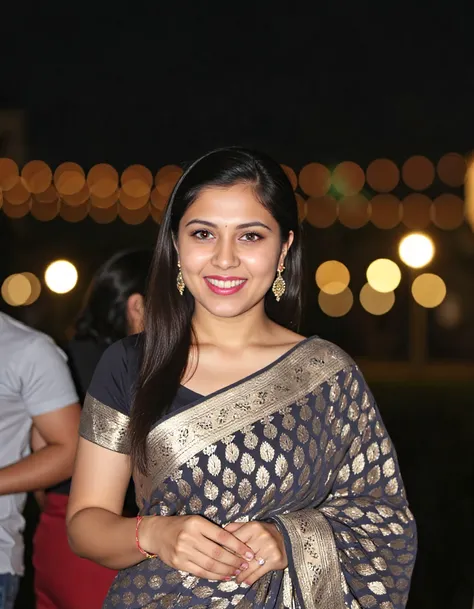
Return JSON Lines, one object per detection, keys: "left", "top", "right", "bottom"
{"left": 80, "top": 337, "right": 417, "bottom": 609}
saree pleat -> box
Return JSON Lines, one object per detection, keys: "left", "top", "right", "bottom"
{"left": 80, "top": 337, "right": 416, "bottom": 609}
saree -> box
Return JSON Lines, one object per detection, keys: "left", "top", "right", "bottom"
{"left": 80, "top": 335, "right": 417, "bottom": 609}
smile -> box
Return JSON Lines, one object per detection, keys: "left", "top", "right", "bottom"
{"left": 204, "top": 277, "right": 247, "bottom": 295}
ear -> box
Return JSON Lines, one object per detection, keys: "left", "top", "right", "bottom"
{"left": 279, "top": 230, "right": 294, "bottom": 268}
{"left": 126, "top": 293, "right": 145, "bottom": 335}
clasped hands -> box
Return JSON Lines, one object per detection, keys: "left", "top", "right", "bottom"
{"left": 141, "top": 515, "right": 288, "bottom": 586}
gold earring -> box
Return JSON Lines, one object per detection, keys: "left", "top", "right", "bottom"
{"left": 272, "top": 265, "right": 286, "bottom": 301}
{"left": 176, "top": 262, "right": 185, "bottom": 296}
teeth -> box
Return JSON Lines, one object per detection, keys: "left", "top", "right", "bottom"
{"left": 207, "top": 278, "right": 245, "bottom": 289}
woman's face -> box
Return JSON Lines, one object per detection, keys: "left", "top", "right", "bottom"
{"left": 177, "top": 184, "right": 293, "bottom": 319}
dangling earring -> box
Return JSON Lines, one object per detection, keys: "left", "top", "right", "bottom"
{"left": 272, "top": 265, "right": 286, "bottom": 302}
{"left": 176, "top": 262, "right": 185, "bottom": 296}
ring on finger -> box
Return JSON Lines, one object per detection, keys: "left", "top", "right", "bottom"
{"left": 256, "top": 557, "right": 265, "bottom": 566}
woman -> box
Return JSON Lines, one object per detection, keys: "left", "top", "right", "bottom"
{"left": 67, "top": 148, "right": 417, "bottom": 609}
{"left": 33, "top": 248, "right": 152, "bottom": 609}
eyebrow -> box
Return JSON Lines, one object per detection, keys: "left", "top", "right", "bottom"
{"left": 185, "top": 219, "right": 273, "bottom": 231}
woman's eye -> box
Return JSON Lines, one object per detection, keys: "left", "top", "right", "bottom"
{"left": 193, "top": 230, "right": 214, "bottom": 240}
{"left": 240, "top": 232, "right": 262, "bottom": 242}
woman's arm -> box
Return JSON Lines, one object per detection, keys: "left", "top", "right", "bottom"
{"left": 66, "top": 437, "right": 152, "bottom": 570}
{"left": 67, "top": 438, "right": 255, "bottom": 575}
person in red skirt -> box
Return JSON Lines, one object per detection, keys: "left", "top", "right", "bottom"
{"left": 32, "top": 249, "right": 152, "bottom": 609}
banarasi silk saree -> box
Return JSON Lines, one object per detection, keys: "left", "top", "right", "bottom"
{"left": 80, "top": 335, "right": 417, "bottom": 609}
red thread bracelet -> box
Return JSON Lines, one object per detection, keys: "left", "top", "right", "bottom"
{"left": 135, "top": 515, "right": 157, "bottom": 559}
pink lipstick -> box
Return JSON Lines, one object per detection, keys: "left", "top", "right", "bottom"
{"left": 204, "top": 276, "right": 247, "bottom": 296}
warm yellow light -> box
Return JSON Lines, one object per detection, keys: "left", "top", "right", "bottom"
{"left": 360, "top": 284, "right": 395, "bottom": 315}
{"left": 398, "top": 233, "right": 435, "bottom": 269}
{"left": 315, "top": 261, "right": 350, "bottom": 295}
{"left": 22, "top": 273, "right": 42, "bottom": 305}
{"left": 466, "top": 157, "right": 474, "bottom": 231}
{"left": 318, "top": 288, "right": 353, "bottom": 317}
{"left": 1, "top": 274, "right": 32, "bottom": 306}
{"left": 411, "top": 273, "right": 446, "bottom": 308}
{"left": 366, "top": 259, "right": 401, "bottom": 293}
{"left": 44, "top": 260, "right": 78, "bottom": 294}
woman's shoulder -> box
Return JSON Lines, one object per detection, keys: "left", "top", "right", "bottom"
{"left": 98, "top": 334, "right": 143, "bottom": 370}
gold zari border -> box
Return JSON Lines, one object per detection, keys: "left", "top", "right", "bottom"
{"left": 80, "top": 394, "right": 131, "bottom": 454}
{"left": 274, "top": 509, "right": 346, "bottom": 609}
{"left": 147, "top": 338, "right": 352, "bottom": 489}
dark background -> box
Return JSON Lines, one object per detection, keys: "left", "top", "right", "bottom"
{"left": 1, "top": 3, "right": 473, "bottom": 608}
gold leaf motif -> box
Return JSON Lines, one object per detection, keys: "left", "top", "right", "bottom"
{"left": 238, "top": 478, "right": 252, "bottom": 500}
{"left": 280, "top": 433, "right": 293, "bottom": 452}
{"left": 243, "top": 432, "right": 259, "bottom": 450}
{"left": 275, "top": 454, "right": 288, "bottom": 477}
{"left": 204, "top": 480, "right": 219, "bottom": 500}
{"left": 222, "top": 467, "right": 237, "bottom": 489}
{"left": 260, "top": 441, "right": 275, "bottom": 462}
{"left": 240, "top": 453, "right": 256, "bottom": 475}
{"left": 207, "top": 454, "right": 222, "bottom": 476}
{"left": 256, "top": 465, "right": 270, "bottom": 489}
{"left": 263, "top": 423, "right": 278, "bottom": 439}
{"left": 221, "top": 490, "right": 235, "bottom": 509}
{"left": 225, "top": 443, "right": 240, "bottom": 463}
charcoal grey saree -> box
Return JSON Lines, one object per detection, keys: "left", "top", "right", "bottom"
{"left": 80, "top": 335, "right": 417, "bottom": 609}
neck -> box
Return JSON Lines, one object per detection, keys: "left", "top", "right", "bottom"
{"left": 192, "top": 302, "right": 275, "bottom": 349}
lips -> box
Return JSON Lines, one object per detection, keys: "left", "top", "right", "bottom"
{"left": 204, "top": 276, "right": 247, "bottom": 296}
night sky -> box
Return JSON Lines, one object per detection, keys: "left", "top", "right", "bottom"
{"left": 1, "top": 3, "right": 473, "bottom": 357}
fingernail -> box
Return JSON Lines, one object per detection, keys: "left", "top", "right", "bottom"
{"left": 234, "top": 569, "right": 241, "bottom": 576}
{"left": 240, "top": 562, "right": 249, "bottom": 570}
{"left": 224, "top": 576, "right": 231, "bottom": 581}
{"left": 245, "top": 552, "right": 254, "bottom": 560}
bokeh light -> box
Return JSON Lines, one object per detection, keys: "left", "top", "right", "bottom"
{"left": 22, "top": 160, "right": 52, "bottom": 194}
{"left": 87, "top": 164, "right": 119, "bottom": 198}
{"left": 466, "top": 156, "right": 474, "bottom": 231}
{"left": 338, "top": 194, "right": 370, "bottom": 228}
{"left": 306, "top": 195, "right": 337, "bottom": 228}
{"left": 22, "top": 273, "right": 42, "bottom": 305}
{"left": 1, "top": 274, "right": 32, "bottom": 306}
{"left": 402, "top": 194, "right": 432, "bottom": 230}
{"left": 360, "top": 284, "right": 395, "bottom": 315}
{"left": 398, "top": 233, "right": 435, "bottom": 269}
{"left": 54, "top": 163, "right": 86, "bottom": 196}
{"left": 437, "top": 153, "right": 465, "bottom": 187}
{"left": 366, "top": 159, "right": 399, "bottom": 192}
{"left": 366, "top": 259, "right": 401, "bottom": 293}
{"left": 121, "top": 165, "right": 153, "bottom": 198}
{"left": 0, "top": 158, "right": 19, "bottom": 191}
{"left": 318, "top": 288, "right": 353, "bottom": 317}
{"left": 155, "top": 165, "right": 183, "bottom": 198}
{"left": 44, "top": 260, "right": 78, "bottom": 294}
{"left": 332, "top": 161, "right": 365, "bottom": 196}
{"left": 402, "top": 156, "right": 435, "bottom": 191}
{"left": 370, "top": 194, "right": 402, "bottom": 229}
{"left": 431, "top": 194, "right": 464, "bottom": 230}
{"left": 411, "top": 273, "right": 446, "bottom": 308}
{"left": 315, "top": 261, "right": 350, "bottom": 295}
{"left": 299, "top": 163, "right": 331, "bottom": 197}
{"left": 281, "top": 165, "right": 297, "bottom": 190}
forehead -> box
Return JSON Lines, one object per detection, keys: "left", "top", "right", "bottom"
{"left": 180, "top": 184, "right": 276, "bottom": 225}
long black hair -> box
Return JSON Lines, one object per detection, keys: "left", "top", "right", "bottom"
{"left": 75, "top": 248, "right": 153, "bottom": 346}
{"left": 131, "top": 147, "right": 304, "bottom": 473}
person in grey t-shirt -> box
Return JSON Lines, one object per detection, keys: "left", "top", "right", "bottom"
{"left": 0, "top": 312, "right": 81, "bottom": 609}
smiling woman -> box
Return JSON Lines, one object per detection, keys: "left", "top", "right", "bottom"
{"left": 67, "top": 147, "right": 416, "bottom": 609}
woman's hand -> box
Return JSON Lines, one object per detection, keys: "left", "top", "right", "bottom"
{"left": 224, "top": 521, "right": 288, "bottom": 586}
{"left": 140, "top": 515, "right": 256, "bottom": 581}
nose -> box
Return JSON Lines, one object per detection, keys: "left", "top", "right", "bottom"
{"left": 211, "top": 235, "right": 239, "bottom": 270}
